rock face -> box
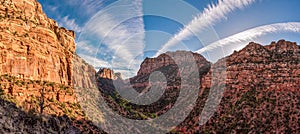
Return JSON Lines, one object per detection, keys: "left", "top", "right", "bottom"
{"left": 97, "top": 68, "right": 122, "bottom": 80}
{"left": 131, "top": 51, "right": 211, "bottom": 91}
{"left": 0, "top": 0, "right": 75, "bottom": 85}
{"left": 0, "top": 0, "right": 76, "bottom": 107}
{"left": 0, "top": 0, "right": 104, "bottom": 133}
{"left": 0, "top": 0, "right": 99, "bottom": 122}
{"left": 137, "top": 50, "right": 210, "bottom": 75}
{"left": 72, "top": 54, "right": 97, "bottom": 89}
{"left": 224, "top": 40, "right": 300, "bottom": 91}
{"left": 176, "top": 40, "right": 300, "bottom": 133}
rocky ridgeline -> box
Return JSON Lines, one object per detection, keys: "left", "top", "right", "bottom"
{"left": 225, "top": 40, "right": 299, "bottom": 91}
{"left": 133, "top": 51, "right": 211, "bottom": 90}
{"left": 175, "top": 40, "right": 300, "bottom": 133}
{"left": 137, "top": 50, "right": 210, "bottom": 75}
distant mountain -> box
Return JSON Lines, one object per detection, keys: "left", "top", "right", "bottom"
{"left": 97, "top": 40, "right": 300, "bottom": 133}
{"left": 172, "top": 40, "right": 299, "bottom": 133}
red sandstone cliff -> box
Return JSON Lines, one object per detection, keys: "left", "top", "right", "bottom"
{"left": 0, "top": 0, "right": 101, "bottom": 133}
{"left": 0, "top": 0, "right": 100, "bottom": 105}
{"left": 175, "top": 40, "right": 300, "bottom": 133}
{"left": 0, "top": 0, "right": 76, "bottom": 85}
{"left": 96, "top": 68, "right": 122, "bottom": 80}
{"left": 72, "top": 54, "right": 97, "bottom": 89}
{"left": 0, "top": 0, "right": 79, "bottom": 109}
{"left": 137, "top": 50, "right": 210, "bottom": 75}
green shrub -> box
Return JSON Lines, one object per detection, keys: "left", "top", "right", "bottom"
{"left": 59, "top": 85, "right": 67, "bottom": 90}
{"left": 61, "top": 103, "right": 66, "bottom": 108}
{"left": 49, "top": 97, "right": 55, "bottom": 102}
{"left": 35, "top": 80, "right": 41, "bottom": 84}
{"left": 47, "top": 82, "right": 55, "bottom": 87}
{"left": 24, "top": 33, "right": 29, "bottom": 37}
{"left": 4, "top": 13, "right": 9, "bottom": 18}
{"left": 149, "top": 113, "right": 157, "bottom": 118}
{"left": 21, "top": 81, "right": 26, "bottom": 85}
{"left": 12, "top": 31, "right": 17, "bottom": 36}
{"left": 15, "top": 80, "right": 21, "bottom": 87}
{"left": 28, "top": 79, "right": 34, "bottom": 84}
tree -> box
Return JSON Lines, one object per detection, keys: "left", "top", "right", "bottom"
{"left": 8, "top": 78, "right": 14, "bottom": 96}
{"left": 38, "top": 82, "right": 50, "bottom": 115}
{"left": 0, "top": 84, "right": 4, "bottom": 96}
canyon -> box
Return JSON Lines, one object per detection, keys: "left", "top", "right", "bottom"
{"left": 0, "top": 0, "right": 299, "bottom": 133}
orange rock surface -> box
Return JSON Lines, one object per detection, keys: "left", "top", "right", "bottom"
{"left": 0, "top": 0, "right": 75, "bottom": 85}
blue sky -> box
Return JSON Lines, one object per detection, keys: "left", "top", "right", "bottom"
{"left": 38, "top": 0, "right": 300, "bottom": 78}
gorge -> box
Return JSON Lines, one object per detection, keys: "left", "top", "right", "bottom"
{"left": 0, "top": 0, "right": 299, "bottom": 133}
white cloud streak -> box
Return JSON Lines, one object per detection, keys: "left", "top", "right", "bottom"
{"left": 196, "top": 22, "right": 300, "bottom": 59}
{"left": 46, "top": 5, "right": 58, "bottom": 12}
{"left": 76, "top": 41, "right": 98, "bottom": 54}
{"left": 155, "top": 0, "right": 256, "bottom": 57}
{"left": 79, "top": 54, "right": 111, "bottom": 68}
{"left": 78, "top": 0, "right": 145, "bottom": 78}
{"left": 59, "top": 16, "right": 83, "bottom": 33}
{"left": 64, "top": 0, "right": 104, "bottom": 15}
{"left": 46, "top": 0, "right": 105, "bottom": 33}
{"left": 80, "top": 0, "right": 105, "bottom": 15}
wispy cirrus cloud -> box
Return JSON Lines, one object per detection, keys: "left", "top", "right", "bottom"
{"left": 196, "top": 22, "right": 300, "bottom": 61}
{"left": 76, "top": 41, "right": 98, "bottom": 54}
{"left": 79, "top": 54, "right": 111, "bottom": 68}
{"left": 59, "top": 16, "right": 83, "bottom": 33}
{"left": 41, "top": 0, "right": 107, "bottom": 34}
{"left": 45, "top": 5, "right": 58, "bottom": 12}
{"left": 155, "top": 0, "right": 256, "bottom": 57}
{"left": 77, "top": 0, "right": 145, "bottom": 78}
{"left": 64, "top": 0, "right": 106, "bottom": 16}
